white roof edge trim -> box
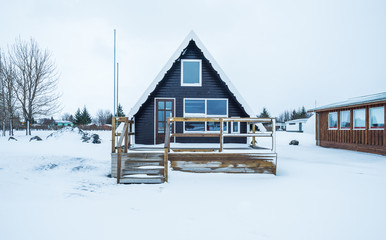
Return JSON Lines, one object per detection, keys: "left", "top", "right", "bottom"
{"left": 308, "top": 92, "right": 386, "bottom": 112}
{"left": 128, "top": 30, "right": 256, "bottom": 118}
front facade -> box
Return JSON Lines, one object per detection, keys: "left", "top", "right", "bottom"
{"left": 310, "top": 92, "right": 386, "bottom": 155}
{"left": 129, "top": 32, "right": 255, "bottom": 145}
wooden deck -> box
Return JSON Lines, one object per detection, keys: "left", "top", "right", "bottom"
{"left": 111, "top": 117, "right": 278, "bottom": 184}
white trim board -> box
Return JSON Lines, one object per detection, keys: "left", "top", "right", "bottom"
{"left": 128, "top": 30, "right": 255, "bottom": 118}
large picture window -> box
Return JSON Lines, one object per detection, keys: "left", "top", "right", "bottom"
{"left": 328, "top": 112, "right": 337, "bottom": 129}
{"left": 181, "top": 59, "right": 201, "bottom": 86}
{"left": 184, "top": 98, "right": 228, "bottom": 132}
{"left": 353, "top": 109, "right": 366, "bottom": 129}
{"left": 370, "top": 106, "right": 384, "bottom": 129}
{"left": 340, "top": 110, "right": 350, "bottom": 129}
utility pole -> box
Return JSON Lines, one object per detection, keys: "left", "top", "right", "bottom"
{"left": 113, "top": 29, "right": 116, "bottom": 117}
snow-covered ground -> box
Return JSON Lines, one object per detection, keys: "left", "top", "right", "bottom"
{"left": 0, "top": 129, "right": 385, "bottom": 240}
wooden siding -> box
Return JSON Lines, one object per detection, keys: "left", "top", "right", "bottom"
{"left": 315, "top": 102, "right": 386, "bottom": 155}
{"left": 134, "top": 40, "right": 249, "bottom": 144}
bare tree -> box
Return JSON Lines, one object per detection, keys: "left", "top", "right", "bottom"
{"left": 61, "top": 112, "right": 73, "bottom": 122}
{"left": 0, "top": 50, "right": 18, "bottom": 136}
{"left": 95, "top": 109, "right": 112, "bottom": 125}
{"left": 10, "top": 38, "right": 60, "bottom": 135}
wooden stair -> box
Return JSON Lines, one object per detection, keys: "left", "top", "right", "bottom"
{"left": 112, "top": 152, "right": 166, "bottom": 184}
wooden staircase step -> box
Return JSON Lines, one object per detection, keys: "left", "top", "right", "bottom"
{"left": 124, "top": 161, "right": 164, "bottom": 167}
{"left": 122, "top": 168, "right": 164, "bottom": 175}
{"left": 119, "top": 177, "right": 165, "bottom": 184}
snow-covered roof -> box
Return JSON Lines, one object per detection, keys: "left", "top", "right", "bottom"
{"left": 128, "top": 31, "right": 255, "bottom": 118}
{"left": 309, "top": 92, "right": 386, "bottom": 112}
{"left": 55, "top": 120, "right": 73, "bottom": 124}
{"left": 285, "top": 118, "right": 309, "bottom": 124}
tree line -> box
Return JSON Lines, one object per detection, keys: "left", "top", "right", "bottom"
{"left": 61, "top": 103, "right": 125, "bottom": 125}
{"left": 0, "top": 38, "right": 59, "bottom": 136}
{"left": 258, "top": 106, "right": 312, "bottom": 122}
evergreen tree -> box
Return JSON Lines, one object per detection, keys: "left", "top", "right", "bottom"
{"left": 116, "top": 103, "right": 125, "bottom": 117}
{"left": 74, "top": 108, "right": 82, "bottom": 125}
{"left": 81, "top": 106, "right": 92, "bottom": 125}
{"left": 259, "top": 107, "right": 270, "bottom": 118}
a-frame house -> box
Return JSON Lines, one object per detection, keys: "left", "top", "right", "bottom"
{"left": 129, "top": 31, "right": 263, "bottom": 145}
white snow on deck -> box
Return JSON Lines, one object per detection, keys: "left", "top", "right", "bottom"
{"left": 0, "top": 130, "right": 385, "bottom": 240}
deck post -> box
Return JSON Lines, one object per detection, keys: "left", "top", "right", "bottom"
{"left": 272, "top": 118, "right": 276, "bottom": 152}
{"left": 117, "top": 147, "right": 122, "bottom": 184}
{"left": 124, "top": 118, "right": 129, "bottom": 153}
{"left": 220, "top": 118, "right": 223, "bottom": 152}
{"left": 252, "top": 123, "right": 256, "bottom": 146}
{"left": 111, "top": 117, "right": 116, "bottom": 153}
{"left": 164, "top": 148, "right": 168, "bottom": 182}
{"left": 167, "top": 118, "right": 171, "bottom": 152}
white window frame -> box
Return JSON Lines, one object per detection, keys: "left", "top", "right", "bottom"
{"left": 340, "top": 110, "right": 350, "bottom": 130}
{"left": 181, "top": 59, "right": 202, "bottom": 87}
{"left": 231, "top": 121, "right": 240, "bottom": 133}
{"left": 183, "top": 98, "right": 228, "bottom": 133}
{"left": 328, "top": 112, "right": 338, "bottom": 130}
{"left": 369, "top": 106, "right": 384, "bottom": 130}
{"left": 353, "top": 108, "right": 366, "bottom": 130}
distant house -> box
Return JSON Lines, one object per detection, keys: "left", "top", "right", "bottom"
{"left": 129, "top": 31, "right": 264, "bottom": 145}
{"left": 309, "top": 92, "right": 385, "bottom": 155}
{"left": 55, "top": 120, "right": 74, "bottom": 127}
{"left": 285, "top": 118, "right": 309, "bottom": 132}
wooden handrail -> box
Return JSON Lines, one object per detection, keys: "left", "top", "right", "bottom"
{"left": 165, "top": 117, "right": 277, "bottom": 153}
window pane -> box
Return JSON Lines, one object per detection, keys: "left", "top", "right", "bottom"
{"left": 165, "top": 101, "right": 172, "bottom": 110}
{"left": 354, "top": 109, "right": 366, "bottom": 128}
{"left": 233, "top": 122, "right": 239, "bottom": 132}
{"left": 340, "top": 111, "right": 350, "bottom": 128}
{"left": 207, "top": 122, "right": 220, "bottom": 131}
{"left": 158, "top": 101, "right": 164, "bottom": 110}
{"left": 370, "top": 107, "right": 384, "bottom": 128}
{"left": 158, "top": 111, "right": 164, "bottom": 121}
{"left": 328, "top": 112, "right": 337, "bottom": 128}
{"left": 207, "top": 100, "right": 227, "bottom": 115}
{"left": 185, "top": 99, "right": 205, "bottom": 114}
{"left": 166, "top": 110, "right": 173, "bottom": 119}
{"left": 183, "top": 61, "right": 200, "bottom": 84}
{"left": 185, "top": 122, "right": 205, "bottom": 131}
{"left": 158, "top": 122, "right": 164, "bottom": 133}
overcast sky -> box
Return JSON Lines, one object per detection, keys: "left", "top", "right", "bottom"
{"left": 1, "top": 0, "right": 385, "bottom": 119}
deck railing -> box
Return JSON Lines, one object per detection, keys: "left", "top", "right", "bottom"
{"left": 164, "top": 117, "right": 276, "bottom": 153}
{"left": 112, "top": 117, "right": 134, "bottom": 183}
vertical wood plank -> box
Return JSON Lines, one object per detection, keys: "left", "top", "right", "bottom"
{"left": 111, "top": 117, "right": 116, "bottom": 153}
{"left": 220, "top": 118, "right": 223, "bottom": 152}
{"left": 117, "top": 147, "right": 121, "bottom": 184}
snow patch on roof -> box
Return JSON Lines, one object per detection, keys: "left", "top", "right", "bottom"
{"left": 128, "top": 31, "right": 255, "bottom": 118}
{"left": 309, "top": 92, "right": 386, "bottom": 112}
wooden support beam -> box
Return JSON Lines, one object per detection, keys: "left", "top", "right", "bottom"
{"left": 219, "top": 118, "right": 223, "bottom": 152}
{"left": 124, "top": 118, "right": 129, "bottom": 153}
{"left": 252, "top": 124, "right": 256, "bottom": 146}
{"left": 111, "top": 117, "right": 116, "bottom": 153}
{"left": 117, "top": 147, "right": 122, "bottom": 184}
{"left": 164, "top": 148, "right": 168, "bottom": 182}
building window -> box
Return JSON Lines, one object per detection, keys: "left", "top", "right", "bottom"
{"left": 231, "top": 121, "right": 240, "bottom": 133}
{"left": 370, "top": 106, "right": 384, "bottom": 129}
{"left": 181, "top": 59, "right": 202, "bottom": 86}
{"left": 289, "top": 123, "right": 296, "bottom": 125}
{"left": 184, "top": 98, "right": 228, "bottom": 132}
{"left": 353, "top": 109, "right": 366, "bottom": 129}
{"left": 340, "top": 110, "right": 350, "bottom": 129}
{"left": 328, "top": 112, "right": 338, "bottom": 129}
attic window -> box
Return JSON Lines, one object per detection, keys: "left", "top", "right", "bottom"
{"left": 181, "top": 59, "right": 201, "bottom": 86}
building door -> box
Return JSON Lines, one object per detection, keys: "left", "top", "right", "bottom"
{"left": 299, "top": 123, "right": 303, "bottom": 132}
{"left": 155, "top": 99, "right": 174, "bottom": 144}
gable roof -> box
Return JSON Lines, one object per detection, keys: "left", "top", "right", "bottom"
{"left": 128, "top": 31, "right": 255, "bottom": 118}
{"left": 309, "top": 92, "right": 386, "bottom": 112}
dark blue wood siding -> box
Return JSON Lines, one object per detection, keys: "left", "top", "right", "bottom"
{"left": 134, "top": 40, "right": 249, "bottom": 144}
